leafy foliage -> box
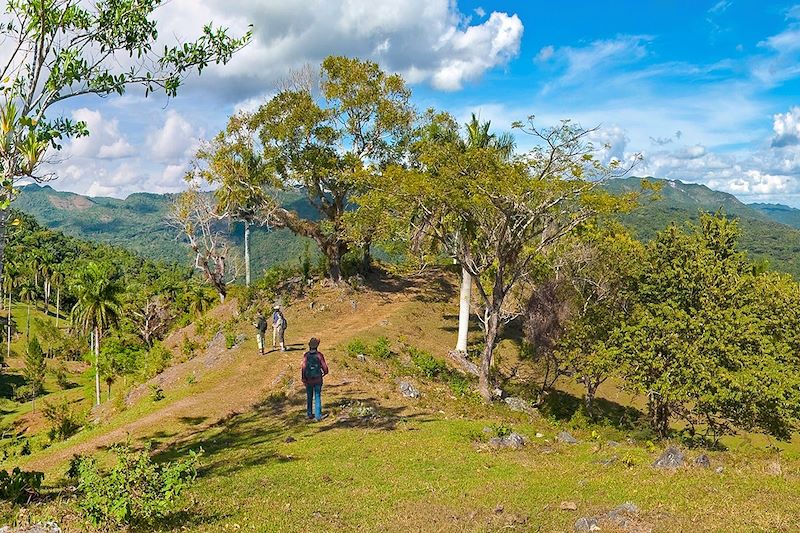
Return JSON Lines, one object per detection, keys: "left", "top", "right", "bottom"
{"left": 0, "top": 467, "right": 43, "bottom": 504}
{"left": 75, "top": 444, "right": 201, "bottom": 527}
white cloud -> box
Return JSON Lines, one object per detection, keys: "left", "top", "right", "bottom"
{"left": 771, "top": 106, "right": 800, "bottom": 147}
{"left": 66, "top": 108, "right": 134, "bottom": 160}
{"left": 539, "top": 35, "right": 652, "bottom": 91}
{"left": 146, "top": 111, "right": 199, "bottom": 163}
{"left": 152, "top": 0, "right": 523, "bottom": 96}
{"left": 535, "top": 45, "right": 554, "bottom": 63}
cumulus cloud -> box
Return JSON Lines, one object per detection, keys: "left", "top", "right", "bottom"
{"left": 771, "top": 106, "right": 800, "bottom": 147}
{"left": 153, "top": 0, "right": 523, "bottom": 97}
{"left": 146, "top": 111, "right": 199, "bottom": 163}
{"left": 65, "top": 109, "right": 134, "bottom": 160}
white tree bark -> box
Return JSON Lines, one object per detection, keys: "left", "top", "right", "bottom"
{"left": 244, "top": 220, "right": 251, "bottom": 287}
{"left": 455, "top": 266, "right": 471, "bottom": 353}
{"left": 94, "top": 327, "right": 101, "bottom": 406}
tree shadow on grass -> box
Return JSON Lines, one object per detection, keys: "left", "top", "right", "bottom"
{"left": 0, "top": 373, "right": 26, "bottom": 400}
{"left": 538, "top": 389, "right": 643, "bottom": 431}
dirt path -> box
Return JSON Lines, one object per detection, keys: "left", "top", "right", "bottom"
{"left": 22, "top": 283, "right": 417, "bottom": 473}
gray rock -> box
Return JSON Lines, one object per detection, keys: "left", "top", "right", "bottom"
{"left": 574, "top": 517, "right": 600, "bottom": 532}
{"left": 0, "top": 524, "right": 61, "bottom": 533}
{"left": 356, "top": 354, "right": 367, "bottom": 362}
{"left": 715, "top": 466, "right": 724, "bottom": 474}
{"left": 488, "top": 432, "right": 526, "bottom": 450}
{"left": 653, "top": 446, "right": 685, "bottom": 469}
{"left": 504, "top": 396, "right": 534, "bottom": 414}
{"left": 694, "top": 454, "right": 711, "bottom": 468}
{"left": 607, "top": 440, "right": 621, "bottom": 447}
{"left": 557, "top": 431, "right": 579, "bottom": 444}
{"left": 399, "top": 381, "right": 420, "bottom": 399}
{"left": 607, "top": 502, "right": 640, "bottom": 530}
{"left": 482, "top": 426, "right": 493, "bottom": 434}
{"left": 596, "top": 455, "right": 618, "bottom": 467}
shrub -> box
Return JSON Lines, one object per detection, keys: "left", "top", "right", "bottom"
{"left": 149, "top": 385, "right": 164, "bottom": 402}
{"left": 140, "top": 342, "right": 172, "bottom": 379}
{"left": 75, "top": 444, "right": 201, "bottom": 528}
{"left": 491, "top": 423, "right": 513, "bottom": 439}
{"left": 181, "top": 337, "right": 199, "bottom": 359}
{"left": 42, "top": 400, "right": 82, "bottom": 441}
{"left": 51, "top": 362, "right": 71, "bottom": 389}
{"left": 407, "top": 346, "right": 447, "bottom": 378}
{"left": 346, "top": 339, "right": 368, "bottom": 357}
{"left": 371, "top": 337, "right": 392, "bottom": 359}
{"left": 0, "top": 467, "right": 43, "bottom": 503}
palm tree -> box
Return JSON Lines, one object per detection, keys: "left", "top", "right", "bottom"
{"left": 50, "top": 267, "right": 64, "bottom": 329}
{"left": 17, "top": 277, "right": 36, "bottom": 342}
{"left": 70, "top": 262, "right": 122, "bottom": 406}
{"left": 454, "top": 114, "right": 516, "bottom": 354}
{"left": 187, "top": 283, "right": 214, "bottom": 318}
{"left": 2, "top": 262, "right": 18, "bottom": 362}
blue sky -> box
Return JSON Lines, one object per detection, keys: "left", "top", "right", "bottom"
{"left": 37, "top": 0, "right": 800, "bottom": 206}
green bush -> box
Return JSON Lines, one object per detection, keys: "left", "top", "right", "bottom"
{"left": 346, "top": 339, "right": 368, "bottom": 357}
{"left": 75, "top": 444, "right": 201, "bottom": 528}
{"left": 407, "top": 346, "right": 447, "bottom": 378}
{"left": 371, "top": 337, "right": 392, "bottom": 359}
{"left": 0, "top": 467, "right": 43, "bottom": 503}
{"left": 51, "top": 361, "right": 71, "bottom": 389}
{"left": 149, "top": 384, "right": 164, "bottom": 402}
{"left": 140, "top": 342, "right": 172, "bottom": 379}
{"left": 42, "top": 399, "right": 82, "bottom": 441}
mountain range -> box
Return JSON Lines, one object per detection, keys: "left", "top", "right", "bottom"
{"left": 13, "top": 177, "right": 800, "bottom": 278}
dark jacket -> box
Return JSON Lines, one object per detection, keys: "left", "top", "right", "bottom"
{"left": 301, "top": 350, "right": 329, "bottom": 386}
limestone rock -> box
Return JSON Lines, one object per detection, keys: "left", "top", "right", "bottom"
{"left": 653, "top": 446, "right": 684, "bottom": 469}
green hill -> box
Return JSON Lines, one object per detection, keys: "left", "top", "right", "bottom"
{"left": 749, "top": 202, "right": 800, "bottom": 228}
{"left": 14, "top": 178, "right": 800, "bottom": 279}
{"left": 606, "top": 177, "right": 800, "bottom": 277}
{"left": 13, "top": 184, "right": 316, "bottom": 277}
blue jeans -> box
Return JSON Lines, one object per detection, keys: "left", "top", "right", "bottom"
{"left": 306, "top": 384, "right": 322, "bottom": 420}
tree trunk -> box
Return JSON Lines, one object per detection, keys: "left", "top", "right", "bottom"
{"left": 478, "top": 307, "right": 500, "bottom": 401}
{"left": 25, "top": 301, "right": 30, "bottom": 340}
{"left": 0, "top": 209, "right": 7, "bottom": 288}
{"left": 326, "top": 240, "right": 348, "bottom": 283}
{"left": 244, "top": 220, "right": 251, "bottom": 287}
{"left": 55, "top": 288, "right": 60, "bottom": 329}
{"left": 6, "top": 293, "right": 10, "bottom": 363}
{"left": 94, "top": 327, "right": 101, "bottom": 406}
{"left": 360, "top": 239, "right": 372, "bottom": 275}
{"left": 584, "top": 380, "right": 599, "bottom": 417}
{"left": 43, "top": 280, "right": 49, "bottom": 316}
{"left": 455, "top": 266, "right": 471, "bottom": 353}
{"left": 647, "top": 392, "right": 669, "bottom": 437}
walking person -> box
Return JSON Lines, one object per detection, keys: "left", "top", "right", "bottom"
{"left": 272, "top": 305, "right": 287, "bottom": 352}
{"left": 253, "top": 311, "right": 268, "bottom": 355}
{"left": 301, "top": 337, "right": 329, "bottom": 421}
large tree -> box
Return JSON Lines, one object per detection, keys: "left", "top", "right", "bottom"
{"left": 251, "top": 56, "right": 414, "bottom": 282}
{"left": 192, "top": 113, "right": 275, "bottom": 286}
{"left": 0, "top": 0, "right": 251, "bottom": 282}
{"left": 395, "top": 115, "right": 634, "bottom": 400}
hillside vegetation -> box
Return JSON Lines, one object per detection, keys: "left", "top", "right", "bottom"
{"left": 2, "top": 271, "right": 798, "bottom": 532}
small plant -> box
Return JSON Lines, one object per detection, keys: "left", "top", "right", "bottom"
{"left": 491, "top": 423, "right": 513, "bottom": 439}
{"left": 187, "top": 373, "right": 197, "bottom": 385}
{"left": 42, "top": 399, "right": 82, "bottom": 441}
{"left": 141, "top": 342, "right": 172, "bottom": 379}
{"left": 371, "top": 337, "right": 392, "bottom": 359}
{"left": 51, "top": 362, "right": 71, "bottom": 390}
{"left": 224, "top": 332, "right": 237, "bottom": 349}
{"left": 181, "top": 337, "right": 199, "bottom": 358}
{"left": 75, "top": 444, "right": 202, "bottom": 528}
{"left": 149, "top": 384, "right": 164, "bottom": 402}
{"left": 0, "top": 467, "right": 44, "bottom": 503}
{"left": 346, "top": 339, "right": 368, "bottom": 357}
{"left": 407, "top": 346, "right": 447, "bottom": 378}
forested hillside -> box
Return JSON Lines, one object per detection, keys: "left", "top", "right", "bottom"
{"left": 17, "top": 178, "right": 800, "bottom": 279}
{"left": 607, "top": 177, "right": 800, "bottom": 277}
{"left": 13, "top": 184, "right": 317, "bottom": 276}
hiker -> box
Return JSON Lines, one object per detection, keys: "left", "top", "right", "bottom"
{"left": 301, "top": 337, "right": 329, "bottom": 421}
{"left": 272, "top": 305, "right": 287, "bottom": 352}
{"left": 253, "top": 311, "right": 268, "bottom": 355}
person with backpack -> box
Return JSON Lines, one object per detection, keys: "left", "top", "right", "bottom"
{"left": 272, "top": 305, "right": 287, "bottom": 352}
{"left": 253, "top": 311, "right": 268, "bottom": 355}
{"left": 301, "top": 337, "right": 329, "bottom": 421}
